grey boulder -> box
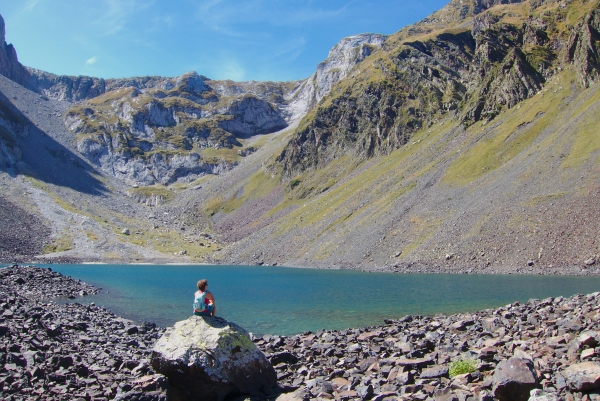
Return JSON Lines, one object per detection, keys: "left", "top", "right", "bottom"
{"left": 561, "top": 361, "right": 600, "bottom": 391}
{"left": 492, "top": 357, "right": 539, "bottom": 401}
{"left": 151, "top": 316, "right": 277, "bottom": 401}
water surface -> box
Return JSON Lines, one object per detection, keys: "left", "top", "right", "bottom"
{"left": 20, "top": 264, "right": 600, "bottom": 335}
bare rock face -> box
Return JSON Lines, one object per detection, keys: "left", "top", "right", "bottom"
{"left": 561, "top": 362, "right": 600, "bottom": 392}
{"left": 492, "top": 357, "right": 540, "bottom": 401}
{"left": 151, "top": 316, "right": 277, "bottom": 401}
{"left": 284, "top": 33, "right": 387, "bottom": 121}
{"left": 0, "top": 15, "right": 33, "bottom": 90}
{"left": 567, "top": 7, "right": 600, "bottom": 87}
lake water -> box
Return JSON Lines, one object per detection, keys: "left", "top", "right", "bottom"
{"left": 15, "top": 264, "right": 600, "bottom": 336}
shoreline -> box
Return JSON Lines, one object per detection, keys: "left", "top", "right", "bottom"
{"left": 0, "top": 264, "right": 168, "bottom": 400}
{"left": 2, "top": 259, "right": 600, "bottom": 277}
{"left": 2, "top": 264, "right": 600, "bottom": 401}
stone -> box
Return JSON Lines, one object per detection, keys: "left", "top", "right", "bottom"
{"left": 420, "top": 365, "right": 449, "bottom": 379}
{"left": 561, "top": 362, "right": 600, "bottom": 391}
{"left": 151, "top": 316, "right": 277, "bottom": 401}
{"left": 582, "top": 349, "right": 596, "bottom": 360}
{"left": 528, "top": 389, "right": 561, "bottom": 401}
{"left": 492, "top": 357, "right": 539, "bottom": 401}
{"left": 357, "top": 384, "right": 374, "bottom": 399}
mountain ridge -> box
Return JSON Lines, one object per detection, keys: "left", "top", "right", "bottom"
{"left": 0, "top": 1, "right": 599, "bottom": 273}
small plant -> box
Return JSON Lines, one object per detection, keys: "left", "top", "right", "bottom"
{"left": 289, "top": 178, "right": 302, "bottom": 188}
{"left": 449, "top": 359, "right": 478, "bottom": 377}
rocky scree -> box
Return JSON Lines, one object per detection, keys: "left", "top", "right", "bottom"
{"left": 0, "top": 265, "right": 167, "bottom": 401}
{"left": 0, "top": 195, "right": 50, "bottom": 263}
{"left": 256, "top": 291, "right": 600, "bottom": 401}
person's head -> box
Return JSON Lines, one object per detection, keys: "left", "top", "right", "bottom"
{"left": 197, "top": 279, "right": 208, "bottom": 291}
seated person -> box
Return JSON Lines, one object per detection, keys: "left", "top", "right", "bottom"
{"left": 193, "top": 279, "right": 216, "bottom": 316}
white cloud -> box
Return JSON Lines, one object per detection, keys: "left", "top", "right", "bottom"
{"left": 86, "top": 56, "right": 98, "bottom": 66}
{"left": 24, "top": 0, "right": 41, "bottom": 11}
{"left": 94, "top": 0, "right": 153, "bottom": 36}
{"left": 220, "top": 58, "right": 245, "bottom": 81}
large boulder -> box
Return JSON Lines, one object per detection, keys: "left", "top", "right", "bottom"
{"left": 151, "top": 316, "right": 277, "bottom": 401}
{"left": 561, "top": 362, "right": 600, "bottom": 391}
{"left": 492, "top": 357, "right": 539, "bottom": 401}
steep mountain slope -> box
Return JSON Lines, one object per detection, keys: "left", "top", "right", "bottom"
{"left": 0, "top": 12, "right": 387, "bottom": 263}
{"left": 0, "top": 0, "right": 599, "bottom": 272}
{"left": 278, "top": 0, "right": 600, "bottom": 178}
{"left": 199, "top": 0, "right": 600, "bottom": 272}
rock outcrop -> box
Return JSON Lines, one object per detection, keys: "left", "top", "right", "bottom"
{"left": 151, "top": 316, "right": 277, "bottom": 401}
{"left": 62, "top": 72, "right": 288, "bottom": 185}
{"left": 492, "top": 357, "right": 539, "bottom": 401}
{"left": 284, "top": 33, "right": 388, "bottom": 121}
{"left": 0, "top": 15, "right": 33, "bottom": 91}
{"left": 0, "top": 90, "right": 27, "bottom": 169}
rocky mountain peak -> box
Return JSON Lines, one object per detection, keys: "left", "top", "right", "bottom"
{"left": 283, "top": 32, "right": 388, "bottom": 122}
{"left": 0, "top": 15, "right": 33, "bottom": 90}
{"left": 174, "top": 71, "right": 210, "bottom": 95}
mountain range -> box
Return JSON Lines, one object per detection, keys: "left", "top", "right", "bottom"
{"left": 1, "top": 0, "right": 599, "bottom": 274}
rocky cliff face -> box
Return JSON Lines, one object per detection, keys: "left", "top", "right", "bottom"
{"left": 43, "top": 32, "right": 387, "bottom": 186}
{"left": 62, "top": 72, "right": 289, "bottom": 185}
{"left": 277, "top": 0, "right": 600, "bottom": 178}
{"left": 0, "top": 15, "right": 33, "bottom": 91}
{"left": 567, "top": 6, "right": 600, "bottom": 87}
{"left": 284, "top": 33, "right": 388, "bottom": 122}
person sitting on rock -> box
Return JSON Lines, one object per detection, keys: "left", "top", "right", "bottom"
{"left": 193, "top": 279, "right": 216, "bottom": 317}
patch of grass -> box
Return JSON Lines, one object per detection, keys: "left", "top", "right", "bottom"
{"left": 127, "top": 186, "right": 175, "bottom": 203}
{"left": 201, "top": 146, "right": 242, "bottom": 164}
{"left": 88, "top": 87, "right": 138, "bottom": 106}
{"left": 560, "top": 86, "right": 600, "bottom": 169}
{"left": 449, "top": 359, "right": 478, "bottom": 377}
{"left": 135, "top": 228, "right": 216, "bottom": 259}
{"left": 43, "top": 233, "right": 74, "bottom": 254}
{"left": 398, "top": 214, "right": 443, "bottom": 257}
{"left": 522, "top": 192, "right": 567, "bottom": 207}
{"left": 443, "top": 70, "right": 574, "bottom": 186}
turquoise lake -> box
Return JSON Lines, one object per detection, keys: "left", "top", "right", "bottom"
{"left": 14, "top": 264, "right": 600, "bottom": 336}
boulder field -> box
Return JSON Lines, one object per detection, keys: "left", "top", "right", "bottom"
{"left": 2, "top": 264, "right": 600, "bottom": 401}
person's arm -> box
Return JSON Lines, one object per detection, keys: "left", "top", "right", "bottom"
{"left": 206, "top": 291, "right": 216, "bottom": 316}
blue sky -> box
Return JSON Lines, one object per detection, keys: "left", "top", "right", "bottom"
{"left": 1, "top": 0, "right": 449, "bottom": 82}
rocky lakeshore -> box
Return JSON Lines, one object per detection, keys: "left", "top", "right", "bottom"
{"left": 0, "top": 265, "right": 168, "bottom": 400}
{"left": 2, "top": 265, "right": 600, "bottom": 401}
{"left": 259, "top": 295, "right": 600, "bottom": 401}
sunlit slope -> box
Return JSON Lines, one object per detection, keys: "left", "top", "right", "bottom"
{"left": 209, "top": 67, "right": 600, "bottom": 271}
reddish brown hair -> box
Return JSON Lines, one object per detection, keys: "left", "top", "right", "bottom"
{"left": 197, "top": 279, "right": 208, "bottom": 291}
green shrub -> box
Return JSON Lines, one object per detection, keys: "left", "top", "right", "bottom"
{"left": 449, "top": 359, "right": 478, "bottom": 377}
